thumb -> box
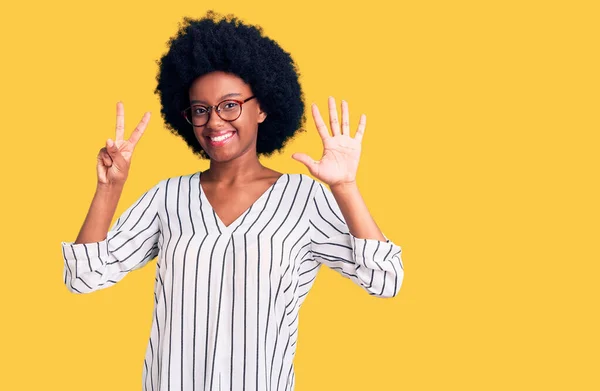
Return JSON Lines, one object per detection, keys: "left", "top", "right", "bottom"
{"left": 292, "top": 153, "right": 319, "bottom": 174}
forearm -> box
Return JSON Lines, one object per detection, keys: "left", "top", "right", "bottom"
{"left": 329, "top": 181, "right": 387, "bottom": 242}
{"left": 74, "top": 183, "right": 125, "bottom": 244}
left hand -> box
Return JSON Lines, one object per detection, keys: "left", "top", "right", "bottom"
{"left": 292, "top": 96, "right": 366, "bottom": 187}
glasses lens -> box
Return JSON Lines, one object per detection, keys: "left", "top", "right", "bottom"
{"left": 184, "top": 106, "right": 208, "bottom": 126}
{"left": 217, "top": 100, "right": 241, "bottom": 121}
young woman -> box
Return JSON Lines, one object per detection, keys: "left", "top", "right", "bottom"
{"left": 61, "top": 11, "right": 404, "bottom": 391}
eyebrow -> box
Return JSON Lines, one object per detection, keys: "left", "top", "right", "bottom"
{"left": 190, "top": 93, "right": 242, "bottom": 105}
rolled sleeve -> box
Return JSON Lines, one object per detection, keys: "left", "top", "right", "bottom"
{"left": 309, "top": 181, "right": 404, "bottom": 298}
{"left": 61, "top": 181, "right": 162, "bottom": 294}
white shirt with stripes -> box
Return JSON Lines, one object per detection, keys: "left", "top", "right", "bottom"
{"left": 61, "top": 171, "right": 404, "bottom": 391}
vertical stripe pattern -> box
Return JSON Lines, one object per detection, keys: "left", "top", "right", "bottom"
{"left": 61, "top": 171, "right": 404, "bottom": 390}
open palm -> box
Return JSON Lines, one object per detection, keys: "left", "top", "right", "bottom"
{"left": 292, "top": 97, "right": 366, "bottom": 187}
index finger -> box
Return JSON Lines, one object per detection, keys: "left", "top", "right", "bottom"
{"left": 128, "top": 112, "right": 151, "bottom": 147}
{"left": 311, "top": 103, "right": 330, "bottom": 141}
{"left": 115, "top": 101, "right": 125, "bottom": 142}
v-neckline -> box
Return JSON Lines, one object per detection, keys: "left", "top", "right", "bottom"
{"left": 197, "top": 171, "right": 286, "bottom": 234}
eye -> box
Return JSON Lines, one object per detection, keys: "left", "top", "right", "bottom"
{"left": 221, "top": 101, "right": 239, "bottom": 111}
{"left": 192, "top": 107, "right": 208, "bottom": 116}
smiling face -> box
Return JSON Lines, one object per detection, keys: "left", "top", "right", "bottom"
{"left": 187, "top": 71, "right": 267, "bottom": 163}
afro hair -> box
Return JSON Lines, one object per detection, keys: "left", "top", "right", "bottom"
{"left": 154, "top": 10, "right": 306, "bottom": 159}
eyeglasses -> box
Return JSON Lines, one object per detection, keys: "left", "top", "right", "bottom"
{"left": 181, "top": 96, "right": 256, "bottom": 127}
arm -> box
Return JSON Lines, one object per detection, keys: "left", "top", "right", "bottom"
{"left": 294, "top": 97, "right": 404, "bottom": 297}
{"left": 74, "top": 183, "right": 125, "bottom": 244}
{"left": 63, "top": 101, "right": 156, "bottom": 293}
{"left": 308, "top": 181, "right": 403, "bottom": 298}
{"left": 329, "top": 181, "right": 386, "bottom": 242}
{"left": 61, "top": 181, "right": 163, "bottom": 294}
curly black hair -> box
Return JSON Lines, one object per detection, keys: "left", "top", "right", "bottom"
{"left": 154, "top": 10, "right": 306, "bottom": 159}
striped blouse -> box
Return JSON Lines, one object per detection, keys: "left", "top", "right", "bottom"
{"left": 61, "top": 171, "right": 404, "bottom": 391}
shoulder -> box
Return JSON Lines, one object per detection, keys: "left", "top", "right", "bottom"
{"left": 282, "top": 173, "right": 326, "bottom": 198}
{"left": 146, "top": 171, "right": 199, "bottom": 197}
{"left": 282, "top": 172, "right": 317, "bottom": 185}
{"left": 160, "top": 170, "right": 200, "bottom": 185}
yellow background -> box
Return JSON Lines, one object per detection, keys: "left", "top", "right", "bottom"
{"left": 1, "top": 0, "right": 598, "bottom": 389}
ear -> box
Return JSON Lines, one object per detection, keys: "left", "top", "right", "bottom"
{"left": 257, "top": 103, "right": 267, "bottom": 124}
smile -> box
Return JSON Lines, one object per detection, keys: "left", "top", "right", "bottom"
{"left": 207, "top": 131, "right": 236, "bottom": 146}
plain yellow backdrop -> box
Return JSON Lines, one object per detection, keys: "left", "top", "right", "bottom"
{"left": 1, "top": 0, "right": 598, "bottom": 390}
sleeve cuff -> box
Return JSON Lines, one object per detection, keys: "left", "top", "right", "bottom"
{"left": 61, "top": 239, "right": 109, "bottom": 278}
{"left": 349, "top": 233, "right": 401, "bottom": 269}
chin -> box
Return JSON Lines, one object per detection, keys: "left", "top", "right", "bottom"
{"left": 202, "top": 141, "right": 258, "bottom": 163}
{"left": 208, "top": 154, "right": 236, "bottom": 163}
{"left": 203, "top": 147, "right": 241, "bottom": 163}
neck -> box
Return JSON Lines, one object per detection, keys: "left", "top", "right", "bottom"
{"left": 203, "top": 149, "right": 266, "bottom": 185}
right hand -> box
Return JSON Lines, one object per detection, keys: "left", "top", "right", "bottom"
{"left": 97, "top": 102, "right": 151, "bottom": 187}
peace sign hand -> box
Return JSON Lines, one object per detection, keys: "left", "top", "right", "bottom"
{"left": 292, "top": 97, "right": 366, "bottom": 188}
{"left": 96, "top": 102, "right": 151, "bottom": 187}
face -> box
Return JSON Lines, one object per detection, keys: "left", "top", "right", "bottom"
{"left": 187, "top": 71, "right": 266, "bottom": 162}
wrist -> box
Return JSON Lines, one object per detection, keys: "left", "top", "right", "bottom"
{"left": 329, "top": 180, "right": 358, "bottom": 194}
{"left": 96, "top": 181, "right": 125, "bottom": 195}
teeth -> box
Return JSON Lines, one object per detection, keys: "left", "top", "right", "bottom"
{"left": 210, "top": 132, "right": 234, "bottom": 142}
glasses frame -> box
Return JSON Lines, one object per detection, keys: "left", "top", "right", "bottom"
{"left": 181, "top": 95, "right": 256, "bottom": 127}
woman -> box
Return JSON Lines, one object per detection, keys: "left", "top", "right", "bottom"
{"left": 61, "top": 11, "right": 404, "bottom": 391}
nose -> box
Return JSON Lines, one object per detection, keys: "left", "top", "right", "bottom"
{"left": 205, "top": 106, "right": 226, "bottom": 128}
